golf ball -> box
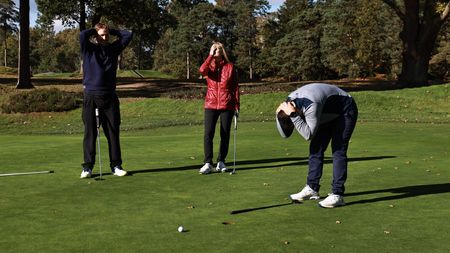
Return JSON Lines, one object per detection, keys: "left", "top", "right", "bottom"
{"left": 178, "top": 226, "right": 184, "bottom": 232}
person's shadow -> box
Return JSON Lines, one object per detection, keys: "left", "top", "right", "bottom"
{"left": 127, "top": 155, "right": 396, "bottom": 175}
{"left": 345, "top": 183, "right": 450, "bottom": 206}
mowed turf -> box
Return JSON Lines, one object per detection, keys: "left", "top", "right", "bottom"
{"left": 1, "top": 121, "right": 449, "bottom": 253}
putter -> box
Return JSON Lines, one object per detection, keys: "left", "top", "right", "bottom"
{"left": 230, "top": 114, "right": 237, "bottom": 175}
{"left": 95, "top": 108, "right": 103, "bottom": 180}
{"left": 0, "top": 170, "right": 54, "bottom": 177}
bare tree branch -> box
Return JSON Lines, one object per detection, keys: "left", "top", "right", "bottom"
{"left": 441, "top": 1, "right": 450, "bottom": 21}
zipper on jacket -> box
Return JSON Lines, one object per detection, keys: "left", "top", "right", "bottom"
{"left": 216, "top": 67, "right": 220, "bottom": 110}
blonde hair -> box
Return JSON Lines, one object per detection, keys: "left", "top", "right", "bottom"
{"left": 214, "top": 42, "right": 231, "bottom": 63}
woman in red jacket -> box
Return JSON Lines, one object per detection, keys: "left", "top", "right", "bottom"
{"left": 198, "top": 42, "right": 240, "bottom": 174}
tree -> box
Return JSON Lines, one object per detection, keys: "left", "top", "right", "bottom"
{"left": 0, "top": 0, "right": 18, "bottom": 67}
{"left": 98, "top": 0, "right": 172, "bottom": 70}
{"left": 381, "top": 0, "right": 450, "bottom": 85}
{"left": 322, "top": 0, "right": 402, "bottom": 79}
{"left": 36, "top": 0, "right": 91, "bottom": 31}
{"left": 153, "top": 2, "right": 219, "bottom": 78}
{"left": 16, "top": 0, "right": 33, "bottom": 89}
{"left": 232, "top": 0, "right": 269, "bottom": 80}
{"left": 429, "top": 19, "right": 450, "bottom": 80}
{"left": 271, "top": 6, "right": 326, "bottom": 81}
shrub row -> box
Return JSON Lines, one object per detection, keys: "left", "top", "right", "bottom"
{"left": 1, "top": 88, "right": 82, "bottom": 113}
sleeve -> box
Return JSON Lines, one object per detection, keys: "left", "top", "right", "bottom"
{"left": 79, "top": 28, "right": 96, "bottom": 54}
{"left": 110, "top": 29, "right": 133, "bottom": 52}
{"left": 199, "top": 55, "right": 214, "bottom": 77}
{"left": 291, "top": 102, "right": 322, "bottom": 141}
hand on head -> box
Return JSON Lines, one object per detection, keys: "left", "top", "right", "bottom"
{"left": 276, "top": 101, "right": 296, "bottom": 115}
{"left": 210, "top": 42, "right": 223, "bottom": 57}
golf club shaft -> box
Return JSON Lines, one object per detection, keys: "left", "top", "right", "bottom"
{"left": 0, "top": 171, "right": 54, "bottom": 177}
{"left": 95, "top": 108, "right": 102, "bottom": 179}
{"left": 233, "top": 115, "right": 237, "bottom": 173}
{"left": 97, "top": 127, "right": 102, "bottom": 179}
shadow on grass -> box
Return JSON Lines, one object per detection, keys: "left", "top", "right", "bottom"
{"left": 230, "top": 202, "right": 298, "bottom": 215}
{"left": 126, "top": 155, "right": 395, "bottom": 175}
{"left": 345, "top": 183, "right": 450, "bottom": 206}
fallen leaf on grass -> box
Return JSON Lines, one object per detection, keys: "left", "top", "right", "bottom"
{"left": 222, "top": 221, "right": 236, "bottom": 225}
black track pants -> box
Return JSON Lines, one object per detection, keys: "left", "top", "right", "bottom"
{"left": 203, "top": 109, "right": 234, "bottom": 164}
{"left": 82, "top": 92, "right": 122, "bottom": 171}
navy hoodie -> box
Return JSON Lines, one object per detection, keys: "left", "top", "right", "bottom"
{"left": 80, "top": 28, "right": 133, "bottom": 94}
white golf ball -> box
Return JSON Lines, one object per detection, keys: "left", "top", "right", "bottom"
{"left": 178, "top": 226, "right": 184, "bottom": 232}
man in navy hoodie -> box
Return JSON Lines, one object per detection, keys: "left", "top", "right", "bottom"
{"left": 79, "top": 23, "right": 133, "bottom": 178}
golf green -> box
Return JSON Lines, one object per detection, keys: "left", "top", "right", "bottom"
{"left": 1, "top": 121, "right": 449, "bottom": 252}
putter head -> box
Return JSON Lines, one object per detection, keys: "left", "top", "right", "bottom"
{"left": 229, "top": 170, "right": 236, "bottom": 175}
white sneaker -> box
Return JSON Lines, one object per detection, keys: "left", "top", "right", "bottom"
{"left": 215, "top": 161, "right": 228, "bottom": 172}
{"left": 318, "top": 193, "right": 345, "bottom": 208}
{"left": 289, "top": 185, "right": 320, "bottom": 201}
{"left": 80, "top": 168, "right": 92, "bottom": 179}
{"left": 113, "top": 166, "right": 127, "bottom": 177}
{"left": 199, "top": 163, "right": 212, "bottom": 174}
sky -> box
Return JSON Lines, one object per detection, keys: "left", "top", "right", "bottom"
{"left": 14, "top": 0, "right": 285, "bottom": 31}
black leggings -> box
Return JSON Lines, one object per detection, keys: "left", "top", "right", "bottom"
{"left": 203, "top": 109, "right": 234, "bottom": 164}
{"left": 82, "top": 92, "right": 122, "bottom": 170}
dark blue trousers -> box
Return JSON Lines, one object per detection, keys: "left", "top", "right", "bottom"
{"left": 307, "top": 101, "right": 358, "bottom": 195}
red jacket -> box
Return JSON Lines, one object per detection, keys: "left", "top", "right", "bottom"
{"left": 199, "top": 55, "right": 239, "bottom": 111}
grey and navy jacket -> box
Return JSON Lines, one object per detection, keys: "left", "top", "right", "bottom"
{"left": 80, "top": 28, "right": 133, "bottom": 94}
{"left": 287, "top": 83, "right": 355, "bottom": 141}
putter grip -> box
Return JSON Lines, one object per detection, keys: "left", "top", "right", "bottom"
{"left": 95, "top": 108, "right": 100, "bottom": 128}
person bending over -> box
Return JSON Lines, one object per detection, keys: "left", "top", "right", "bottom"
{"left": 276, "top": 83, "right": 358, "bottom": 208}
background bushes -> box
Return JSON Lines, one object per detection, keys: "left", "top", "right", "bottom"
{"left": 1, "top": 88, "right": 82, "bottom": 113}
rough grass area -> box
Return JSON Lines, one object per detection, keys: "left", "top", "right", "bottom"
{"left": 0, "top": 83, "right": 447, "bottom": 134}
{"left": 0, "top": 66, "right": 17, "bottom": 75}
{"left": 0, "top": 87, "right": 82, "bottom": 113}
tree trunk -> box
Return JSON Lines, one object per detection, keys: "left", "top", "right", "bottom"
{"left": 3, "top": 39, "right": 6, "bottom": 67}
{"left": 186, "top": 51, "right": 190, "bottom": 79}
{"left": 383, "top": 0, "right": 450, "bottom": 86}
{"left": 79, "top": 0, "right": 86, "bottom": 75}
{"left": 3, "top": 28, "right": 7, "bottom": 67}
{"left": 16, "top": 0, "right": 33, "bottom": 89}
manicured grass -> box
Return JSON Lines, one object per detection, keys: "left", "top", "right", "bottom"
{"left": 1, "top": 122, "right": 449, "bottom": 252}
{"left": 0, "top": 84, "right": 449, "bottom": 252}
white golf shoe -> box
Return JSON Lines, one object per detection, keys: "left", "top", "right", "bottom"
{"left": 318, "top": 193, "right": 345, "bottom": 208}
{"left": 199, "top": 163, "right": 212, "bottom": 174}
{"left": 113, "top": 166, "right": 127, "bottom": 177}
{"left": 215, "top": 161, "right": 228, "bottom": 173}
{"left": 289, "top": 185, "right": 320, "bottom": 202}
{"left": 80, "top": 168, "right": 92, "bottom": 179}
